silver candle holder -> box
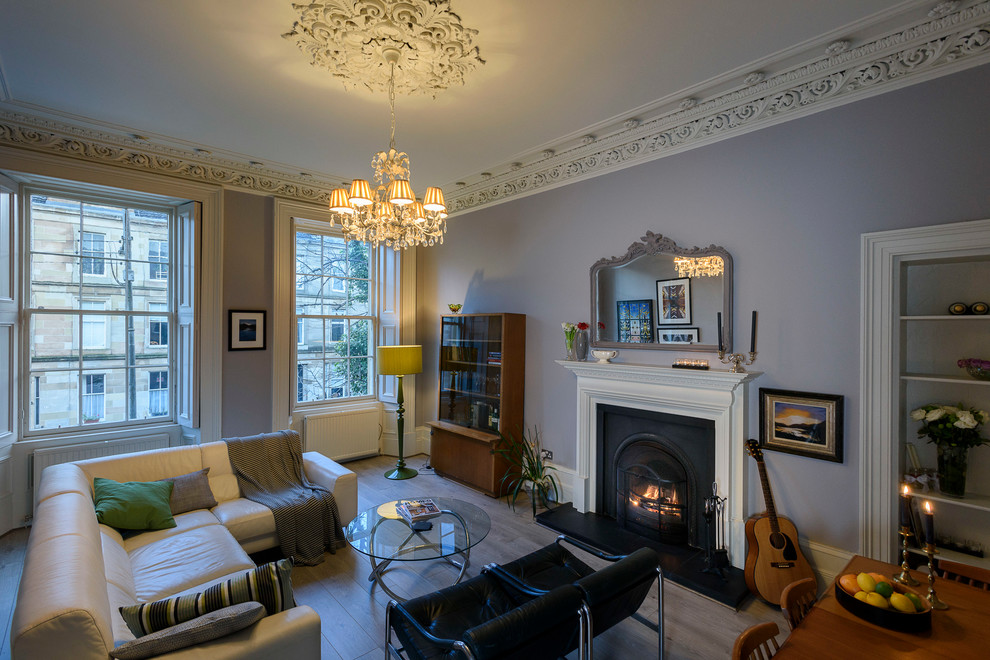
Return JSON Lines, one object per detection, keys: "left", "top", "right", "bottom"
{"left": 717, "top": 349, "right": 757, "bottom": 373}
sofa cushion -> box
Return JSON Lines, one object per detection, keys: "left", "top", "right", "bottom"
{"left": 110, "top": 602, "right": 266, "bottom": 659}
{"left": 164, "top": 468, "right": 218, "bottom": 514}
{"left": 211, "top": 497, "right": 275, "bottom": 543}
{"left": 120, "top": 559, "right": 295, "bottom": 636}
{"left": 94, "top": 478, "right": 176, "bottom": 531}
{"left": 120, "top": 510, "right": 223, "bottom": 553}
{"left": 128, "top": 524, "right": 255, "bottom": 603}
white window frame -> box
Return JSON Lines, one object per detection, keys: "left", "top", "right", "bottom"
{"left": 148, "top": 369, "right": 168, "bottom": 417}
{"left": 81, "top": 230, "right": 106, "bottom": 276}
{"left": 296, "top": 318, "right": 305, "bottom": 346}
{"left": 293, "top": 224, "right": 375, "bottom": 406}
{"left": 80, "top": 299, "right": 107, "bottom": 350}
{"left": 82, "top": 372, "right": 105, "bottom": 423}
{"left": 148, "top": 302, "right": 168, "bottom": 349}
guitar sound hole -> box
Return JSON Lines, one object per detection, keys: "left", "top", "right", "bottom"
{"left": 769, "top": 531, "right": 787, "bottom": 550}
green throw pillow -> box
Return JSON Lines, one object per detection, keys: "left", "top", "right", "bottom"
{"left": 119, "top": 558, "right": 295, "bottom": 637}
{"left": 93, "top": 477, "right": 176, "bottom": 531}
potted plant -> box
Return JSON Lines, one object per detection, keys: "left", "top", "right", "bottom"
{"left": 910, "top": 403, "right": 989, "bottom": 497}
{"left": 492, "top": 427, "right": 562, "bottom": 517}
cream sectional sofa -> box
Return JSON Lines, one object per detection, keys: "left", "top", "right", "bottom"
{"left": 11, "top": 441, "right": 358, "bottom": 660}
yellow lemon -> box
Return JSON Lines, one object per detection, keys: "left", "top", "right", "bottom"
{"left": 875, "top": 581, "right": 894, "bottom": 598}
{"left": 905, "top": 592, "right": 925, "bottom": 612}
{"left": 839, "top": 574, "right": 861, "bottom": 594}
{"left": 856, "top": 572, "right": 877, "bottom": 593}
{"left": 889, "top": 593, "right": 915, "bottom": 613}
{"left": 854, "top": 591, "right": 869, "bottom": 602}
{"left": 865, "top": 592, "right": 889, "bottom": 609}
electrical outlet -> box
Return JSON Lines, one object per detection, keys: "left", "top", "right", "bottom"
{"left": 541, "top": 449, "right": 553, "bottom": 461}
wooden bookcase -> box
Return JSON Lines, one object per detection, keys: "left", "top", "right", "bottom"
{"left": 427, "top": 313, "right": 525, "bottom": 496}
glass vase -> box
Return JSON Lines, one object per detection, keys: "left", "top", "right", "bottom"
{"left": 564, "top": 335, "right": 576, "bottom": 360}
{"left": 936, "top": 444, "right": 969, "bottom": 497}
{"left": 574, "top": 330, "right": 589, "bottom": 361}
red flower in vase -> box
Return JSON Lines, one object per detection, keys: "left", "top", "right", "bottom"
{"left": 577, "top": 322, "right": 589, "bottom": 331}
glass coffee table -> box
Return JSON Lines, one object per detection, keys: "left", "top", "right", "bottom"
{"left": 345, "top": 497, "right": 491, "bottom": 600}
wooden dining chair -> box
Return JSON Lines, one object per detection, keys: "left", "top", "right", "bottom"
{"left": 937, "top": 559, "right": 990, "bottom": 590}
{"left": 780, "top": 577, "right": 818, "bottom": 630}
{"left": 731, "top": 621, "right": 780, "bottom": 660}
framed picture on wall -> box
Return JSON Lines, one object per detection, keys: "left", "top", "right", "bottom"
{"left": 657, "top": 277, "right": 691, "bottom": 324}
{"left": 229, "top": 310, "right": 266, "bottom": 351}
{"left": 617, "top": 299, "right": 654, "bottom": 343}
{"left": 759, "top": 388, "right": 844, "bottom": 462}
{"left": 657, "top": 327, "right": 699, "bottom": 344}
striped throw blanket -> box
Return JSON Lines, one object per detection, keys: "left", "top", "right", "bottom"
{"left": 224, "top": 430, "right": 345, "bottom": 566}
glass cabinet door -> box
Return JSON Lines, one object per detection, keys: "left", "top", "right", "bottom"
{"left": 438, "top": 315, "right": 503, "bottom": 432}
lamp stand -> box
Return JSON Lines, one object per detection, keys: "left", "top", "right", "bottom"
{"left": 385, "top": 374, "right": 418, "bottom": 480}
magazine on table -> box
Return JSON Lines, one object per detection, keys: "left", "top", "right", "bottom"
{"left": 396, "top": 498, "right": 442, "bottom": 523}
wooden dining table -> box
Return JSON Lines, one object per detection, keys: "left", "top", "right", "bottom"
{"left": 775, "top": 555, "right": 989, "bottom": 659}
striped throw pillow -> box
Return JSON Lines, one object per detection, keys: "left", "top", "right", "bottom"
{"left": 120, "top": 558, "right": 294, "bottom": 637}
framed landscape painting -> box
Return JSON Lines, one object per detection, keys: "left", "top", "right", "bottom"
{"left": 759, "top": 388, "right": 844, "bottom": 462}
{"left": 617, "top": 299, "right": 654, "bottom": 343}
{"left": 656, "top": 277, "right": 691, "bottom": 325}
{"left": 229, "top": 310, "right": 267, "bottom": 351}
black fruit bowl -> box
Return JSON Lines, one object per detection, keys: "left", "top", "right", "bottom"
{"left": 834, "top": 578, "right": 932, "bottom": 633}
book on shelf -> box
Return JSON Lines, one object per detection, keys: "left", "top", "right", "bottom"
{"left": 396, "top": 499, "right": 442, "bottom": 523}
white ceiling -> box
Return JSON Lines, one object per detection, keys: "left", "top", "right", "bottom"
{"left": 0, "top": 1, "right": 944, "bottom": 192}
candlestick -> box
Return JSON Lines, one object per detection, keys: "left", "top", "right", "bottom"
{"left": 922, "top": 500, "right": 934, "bottom": 546}
{"left": 717, "top": 312, "right": 723, "bottom": 353}
{"left": 892, "top": 525, "right": 920, "bottom": 586}
{"left": 924, "top": 543, "right": 949, "bottom": 610}
{"left": 750, "top": 310, "right": 757, "bottom": 353}
{"left": 718, "top": 347, "right": 756, "bottom": 373}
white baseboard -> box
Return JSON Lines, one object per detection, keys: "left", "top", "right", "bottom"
{"left": 802, "top": 539, "right": 854, "bottom": 588}
{"left": 415, "top": 425, "right": 431, "bottom": 457}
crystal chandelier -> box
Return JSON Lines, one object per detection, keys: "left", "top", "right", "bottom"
{"left": 674, "top": 256, "right": 724, "bottom": 278}
{"left": 328, "top": 49, "right": 447, "bottom": 249}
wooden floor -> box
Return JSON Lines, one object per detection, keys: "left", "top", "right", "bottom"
{"left": 0, "top": 454, "right": 788, "bottom": 659}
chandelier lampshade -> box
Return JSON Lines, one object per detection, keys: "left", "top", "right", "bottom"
{"left": 387, "top": 179, "right": 416, "bottom": 206}
{"left": 348, "top": 179, "right": 374, "bottom": 207}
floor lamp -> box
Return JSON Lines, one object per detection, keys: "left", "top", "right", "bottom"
{"left": 378, "top": 345, "right": 422, "bottom": 480}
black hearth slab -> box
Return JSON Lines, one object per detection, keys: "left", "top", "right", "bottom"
{"left": 536, "top": 504, "right": 751, "bottom": 609}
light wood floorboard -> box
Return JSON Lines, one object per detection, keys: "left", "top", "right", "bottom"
{"left": 0, "top": 454, "right": 789, "bottom": 659}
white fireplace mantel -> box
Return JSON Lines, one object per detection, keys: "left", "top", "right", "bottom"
{"left": 557, "top": 360, "right": 761, "bottom": 569}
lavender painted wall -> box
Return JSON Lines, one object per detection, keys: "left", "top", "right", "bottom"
{"left": 221, "top": 190, "right": 274, "bottom": 438}
{"left": 416, "top": 63, "right": 990, "bottom": 553}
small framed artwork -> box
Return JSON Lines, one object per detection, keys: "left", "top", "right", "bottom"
{"left": 657, "top": 327, "right": 699, "bottom": 344}
{"left": 617, "top": 299, "right": 654, "bottom": 343}
{"left": 656, "top": 277, "right": 691, "bottom": 325}
{"left": 759, "top": 388, "right": 844, "bottom": 462}
{"left": 229, "top": 310, "right": 266, "bottom": 351}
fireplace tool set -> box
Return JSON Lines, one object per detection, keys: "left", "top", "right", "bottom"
{"left": 702, "top": 482, "right": 730, "bottom": 579}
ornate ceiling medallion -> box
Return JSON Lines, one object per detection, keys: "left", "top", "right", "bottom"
{"left": 283, "top": 0, "right": 484, "bottom": 96}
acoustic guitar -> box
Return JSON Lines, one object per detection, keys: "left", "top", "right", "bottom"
{"left": 744, "top": 439, "right": 815, "bottom": 605}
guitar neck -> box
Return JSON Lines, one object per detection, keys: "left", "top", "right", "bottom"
{"left": 755, "top": 458, "right": 781, "bottom": 534}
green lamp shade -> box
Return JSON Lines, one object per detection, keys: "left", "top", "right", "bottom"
{"left": 377, "top": 345, "right": 422, "bottom": 376}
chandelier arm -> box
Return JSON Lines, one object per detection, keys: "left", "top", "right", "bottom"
{"left": 389, "top": 62, "right": 396, "bottom": 151}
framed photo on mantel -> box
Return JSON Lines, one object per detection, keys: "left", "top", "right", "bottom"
{"left": 759, "top": 388, "right": 844, "bottom": 462}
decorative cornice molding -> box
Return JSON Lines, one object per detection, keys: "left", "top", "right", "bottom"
{"left": 0, "top": 109, "right": 339, "bottom": 203}
{"left": 446, "top": 1, "right": 990, "bottom": 214}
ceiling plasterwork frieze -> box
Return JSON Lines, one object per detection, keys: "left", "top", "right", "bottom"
{"left": 282, "top": 0, "right": 484, "bottom": 95}
{"left": 0, "top": 2, "right": 989, "bottom": 214}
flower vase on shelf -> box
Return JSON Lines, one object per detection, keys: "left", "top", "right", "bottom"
{"left": 562, "top": 322, "right": 577, "bottom": 360}
{"left": 936, "top": 444, "right": 969, "bottom": 497}
{"left": 911, "top": 402, "right": 989, "bottom": 498}
{"left": 574, "top": 329, "right": 589, "bottom": 361}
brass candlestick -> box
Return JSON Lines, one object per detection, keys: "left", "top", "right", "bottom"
{"left": 924, "top": 543, "right": 949, "bottom": 610}
{"left": 718, "top": 349, "right": 757, "bottom": 373}
{"left": 892, "top": 526, "right": 920, "bottom": 586}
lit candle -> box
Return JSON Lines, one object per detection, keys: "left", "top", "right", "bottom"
{"left": 899, "top": 484, "right": 912, "bottom": 529}
{"left": 750, "top": 310, "right": 757, "bottom": 353}
{"left": 922, "top": 500, "right": 935, "bottom": 546}
{"left": 717, "top": 312, "right": 723, "bottom": 352}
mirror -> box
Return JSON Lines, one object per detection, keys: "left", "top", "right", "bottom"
{"left": 591, "top": 232, "right": 733, "bottom": 353}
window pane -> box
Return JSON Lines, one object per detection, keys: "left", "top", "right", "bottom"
{"left": 81, "top": 315, "right": 128, "bottom": 371}
{"left": 82, "top": 257, "right": 131, "bottom": 310}
{"left": 347, "top": 279, "right": 370, "bottom": 315}
{"left": 30, "top": 314, "right": 79, "bottom": 362}
{"left": 295, "top": 232, "right": 322, "bottom": 278}
{"left": 148, "top": 369, "right": 169, "bottom": 417}
{"left": 348, "top": 319, "right": 372, "bottom": 357}
{"left": 131, "top": 368, "right": 168, "bottom": 419}
{"left": 325, "top": 319, "right": 345, "bottom": 357}
{"left": 297, "top": 358, "right": 326, "bottom": 403}
{"left": 30, "top": 252, "right": 77, "bottom": 308}
{"left": 85, "top": 369, "right": 127, "bottom": 423}
{"left": 298, "top": 317, "right": 323, "bottom": 355}
{"left": 347, "top": 241, "right": 370, "bottom": 278}
{"left": 30, "top": 370, "right": 78, "bottom": 430}
{"left": 30, "top": 196, "right": 79, "bottom": 254}
{"left": 323, "top": 236, "right": 347, "bottom": 277}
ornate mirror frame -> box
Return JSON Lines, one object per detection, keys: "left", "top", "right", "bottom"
{"left": 590, "top": 231, "right": 733, "bottom": 353}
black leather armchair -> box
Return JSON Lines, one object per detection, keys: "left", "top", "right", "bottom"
{"left": 485, "top": 535, "right": 664, "bottom": 658}
{"left": 385, "top": 572, "right": 590, "bottom": 659}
